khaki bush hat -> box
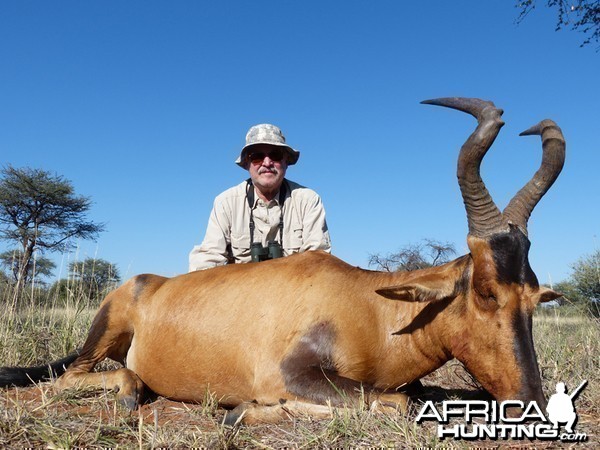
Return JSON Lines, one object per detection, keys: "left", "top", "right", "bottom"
{"left": 235, "top": 124, "right": 300, "bottom": 169}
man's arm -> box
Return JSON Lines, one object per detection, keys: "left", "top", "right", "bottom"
{"left": 299, "top": 192, "right": 331, "bottom": 253}
{"left": 188, "top": 200, "right": 231, "bottom": 271}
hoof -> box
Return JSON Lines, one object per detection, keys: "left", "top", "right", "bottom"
{"left": 223, "top": 410, "right": 241, "bottom": 427}
{"left": 119, "top": 394, "right": 139, "bottom": 411}
{"left": 223, "top": 402, "right": 257, "bottom": 426}
{"left": 403, "top": 379, "right": 424, "bottom": 397}
{"left": 371, "top": 391, "right": 410, "bottom": 414}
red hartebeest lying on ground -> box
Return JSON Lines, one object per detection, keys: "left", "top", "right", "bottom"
{"left": 0, "top": 98, "right": 565, "bottom": 424}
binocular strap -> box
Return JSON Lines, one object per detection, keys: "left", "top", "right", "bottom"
{"left": 246, "top": 179, "right": 287, "bottom": 249}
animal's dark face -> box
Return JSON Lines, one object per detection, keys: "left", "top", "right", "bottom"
{"left": 452, "top": 228, "right": 560, "bottom": 407}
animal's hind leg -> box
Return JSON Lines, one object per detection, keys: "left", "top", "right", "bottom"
{"left": 54, "top": 286, "right": 144, "bottom": 409}
{"left": 56, "top": 367, "right": 143, "bottom": 410}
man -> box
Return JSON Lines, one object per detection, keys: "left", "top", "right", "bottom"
{"left": 189, "top": 123, "right": 331, "bottom": 271}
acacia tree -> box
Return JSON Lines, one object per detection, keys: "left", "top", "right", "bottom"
{"left": 0, "top": 249, "right": 56, "bottom": 284}
{"left": 546, "top": 250, "right": 599, "bottom": 317}
{"left": 69, "top": 257, "right": 121, "bottom": 300}
{"left": 0, "top": 166, "right": 104, "bottom": 295}
{"left": 568, "top": 249, "right": 600, "bottom": 316}
{"left": 571, "top": 249, "right": 600, "bottom": 300}
{"left": 516, "top": 0, "right": 600, "bottom": 47}
{"left": 369, "top": 239, "right": 457, "bottom": 272}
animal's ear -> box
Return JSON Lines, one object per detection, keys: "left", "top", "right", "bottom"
{"left": 536, "top": 286, "right": 563, "bottom": 304}
{"left": 376, "top": 278, "right": 456, "bottom": 303}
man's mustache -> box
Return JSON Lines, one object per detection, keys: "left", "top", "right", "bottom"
{"left": 258, "top": 168, "right": 279, "bottom": 175}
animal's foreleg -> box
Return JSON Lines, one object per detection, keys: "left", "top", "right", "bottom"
{"left": 280, "top": 322, "right": 409, "bottom": 412}
{"left": 370, "top": 391, "right": 410, "bottom": 414}
{"left": 224, "top": 400, "right": 336, "bottom": 425}
{"left": 282, "top": 364, "right": 409, "bottom": 412}
{"left": 224, "top": 393, "right": 409, "bottom": 426}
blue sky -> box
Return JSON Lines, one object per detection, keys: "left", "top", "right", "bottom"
{"left": 1, "top": 1, "right": 598, "bottom": 284}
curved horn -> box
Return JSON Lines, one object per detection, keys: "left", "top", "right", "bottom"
{"left": 422, "top": 98, "right": 506, "bottom": 237}
{"left": 502, "top": 120, "right": 566, "bottom": 235}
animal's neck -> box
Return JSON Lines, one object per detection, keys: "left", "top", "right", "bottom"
{"left": 368, "top": 256, "right": 472, "bottom": 385}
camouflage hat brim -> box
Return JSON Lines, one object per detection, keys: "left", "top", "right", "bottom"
{"left": 235, "top": 142, "right": 300, "bottom": 169}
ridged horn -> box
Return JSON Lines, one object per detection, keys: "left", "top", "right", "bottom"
{"left": 502, "top": 120, "right": 566, "bottom": 235}
{"left": 422, "top": 98, "right": 506, "bottom": 237}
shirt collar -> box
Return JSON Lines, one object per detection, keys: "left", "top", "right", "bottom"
{"left": 252, "top": 186, "right": 282, "bottom": 208}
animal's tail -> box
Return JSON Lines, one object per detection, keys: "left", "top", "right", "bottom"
{"left": 0, "top": 351, "right": 79, "bottom": 387}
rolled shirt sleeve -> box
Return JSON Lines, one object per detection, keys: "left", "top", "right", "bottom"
{"left": 188, "top": 198, "right": 232, "bottom": 271}
{"left": 298, "top": 191, "right": 331, "bottom": 253}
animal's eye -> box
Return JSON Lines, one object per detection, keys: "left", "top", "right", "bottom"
{"left": 475, "top": 287, "right": 497, "bottom": 303}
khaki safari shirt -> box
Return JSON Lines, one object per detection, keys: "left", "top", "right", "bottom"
{"left": 189, "top": 179, "right": 331, "bottom": 271}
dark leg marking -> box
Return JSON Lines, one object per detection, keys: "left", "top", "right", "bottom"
{"left": 132, "top": 274, "right": 153, "bottom": 302}
{"left": 280, "top": 322, "right": 373, "bottom": 406}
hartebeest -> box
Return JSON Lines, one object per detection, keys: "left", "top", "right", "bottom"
{"left": 0, "top": 98, "right": 565, "bottom": 424}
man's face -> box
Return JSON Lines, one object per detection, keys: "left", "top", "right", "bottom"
{"left": 247, "top": 145, "right": 288, "bottom": 195}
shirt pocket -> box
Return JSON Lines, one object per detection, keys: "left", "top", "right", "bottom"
{"left": 230, "top": 233, "right": 251, "bottom": 256}
{"left": 285, "top": 228, "right": 303, "bottom": 254}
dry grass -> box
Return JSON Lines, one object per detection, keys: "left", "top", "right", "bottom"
{"left": 0, "top": 286, "right": 598, "bottom": 449}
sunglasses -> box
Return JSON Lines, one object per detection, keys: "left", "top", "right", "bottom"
{"left": 247, "top": 148, "right": 285, "bottom": 164}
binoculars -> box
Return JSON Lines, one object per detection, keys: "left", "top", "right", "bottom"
{"left": 250, "top": 241, "right": 283, "bottom": 262}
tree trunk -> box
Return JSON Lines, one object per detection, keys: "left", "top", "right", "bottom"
{"left": 13, "top": 243, "right": 34, "bottom": 305}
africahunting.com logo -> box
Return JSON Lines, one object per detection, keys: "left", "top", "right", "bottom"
{"left": 416, "top": 380, "right": 588, "bottom": 443}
